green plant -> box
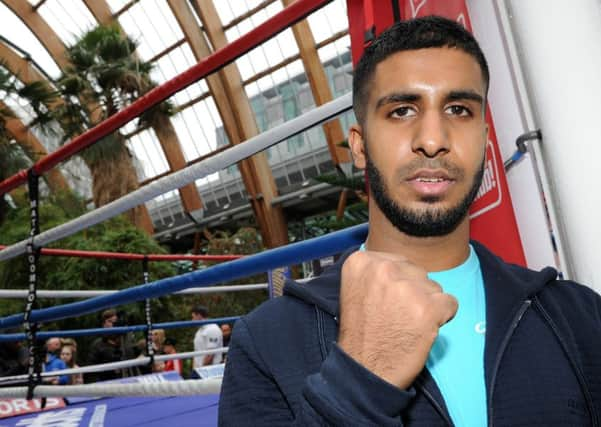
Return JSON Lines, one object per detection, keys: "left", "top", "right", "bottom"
{"left": 0, "top": 197, "right": 176, "bottom": 358}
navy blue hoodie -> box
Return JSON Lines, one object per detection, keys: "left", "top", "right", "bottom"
{"left": 219, "top": 242, "right": 601, "bottom": 426}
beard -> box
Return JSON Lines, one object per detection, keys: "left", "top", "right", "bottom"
{"left": 366, "top": 152, "right": 485, "bottom": 238}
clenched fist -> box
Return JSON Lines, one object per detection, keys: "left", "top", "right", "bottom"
{"left": 337, "top": 250, "right": 458, "bottom": 389}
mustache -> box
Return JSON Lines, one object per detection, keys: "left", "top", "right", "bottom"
{"left": 396, "top": 158, "right": 465, "bottom": 180}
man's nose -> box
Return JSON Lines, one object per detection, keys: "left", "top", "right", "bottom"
{"left": 411, "top": 111, "right": 450, "bottom": 157}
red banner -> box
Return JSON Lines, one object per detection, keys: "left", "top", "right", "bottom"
{"left": 346, "top": 0, "right": 526, "bottom": 265}
{"left": 0, "top": 398, "right": 65, "bottom": 419}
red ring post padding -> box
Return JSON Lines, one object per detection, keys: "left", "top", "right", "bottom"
{"left": 0, "top": 0, "right": 332, "bottom": 196}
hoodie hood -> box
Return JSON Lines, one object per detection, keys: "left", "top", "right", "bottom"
{"left": 283, "top": 246, "right": 359, "bottom": 317}
{"left": 283, "top": 241, "right": 558, "bottom": 318}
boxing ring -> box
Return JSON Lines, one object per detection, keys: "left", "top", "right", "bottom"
{"left": 0, "top": 0, "right": 364, "bottom": 424}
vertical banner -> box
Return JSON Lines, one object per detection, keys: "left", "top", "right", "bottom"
{"left": 346, "top": 0, "right": 526, "bottom": 266}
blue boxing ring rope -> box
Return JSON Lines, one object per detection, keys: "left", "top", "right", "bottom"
{"left": 0, "top": 317, "right": 241, "bottom": 342}
{"left": 0, "top": 223, "right": 368, "bottom": 329}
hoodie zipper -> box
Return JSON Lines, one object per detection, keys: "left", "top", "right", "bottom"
{"left": 533, "top": 297, "right": 599, "bottom": 426}
{"left": 315, "top": 307, "right": 328, "bottom": 359}
{"left": 414, "top": 378, "right": 454, "bottom": 426}
{"left": 488, "top": 299, "right": 531, "bottom": 427}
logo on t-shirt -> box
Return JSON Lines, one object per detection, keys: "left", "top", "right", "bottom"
{"left": 474, "top": 321, "right": 486, "bottom": 334}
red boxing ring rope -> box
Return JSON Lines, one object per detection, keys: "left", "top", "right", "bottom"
{"left": 0, "top": 245, "right": 241, "bottom": 262}
{"left": 0, "top": 0, "right": 332, "bottom": 196}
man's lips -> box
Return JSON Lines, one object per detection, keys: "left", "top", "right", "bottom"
{"left": 406, "top": 169, "right": 452, "bottom": 181}
{"left": 405, "top": 169, "right": 454, "bottom": 197}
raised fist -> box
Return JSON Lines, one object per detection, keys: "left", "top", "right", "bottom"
{"left": 337, "top": 250, "right": 458, "bottom": 389}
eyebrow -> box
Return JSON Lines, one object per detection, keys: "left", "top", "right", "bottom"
{"left": 374, "top": 90, "right": 484, "bottom": 110}
{"left": 375, "top": 93, "right": 420, "bottom": 110}
{"left": 446, "top": 90, "right": 484, "bottom": 105}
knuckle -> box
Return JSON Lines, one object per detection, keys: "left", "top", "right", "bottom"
{"left": 343, "top": 251, "right": 366, "bottom": 271}
{"left": 375, "top": 259, "right": 398, "bottom": 277}
{"left": 428, "top": 279, "right": 443, "bottom": 292}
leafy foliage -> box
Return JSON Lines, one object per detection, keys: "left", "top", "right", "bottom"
{"left": 313, "top": 171, "right": 366, "bottom": 192}
{"left": 0, "top": 196, "right": 177, "bottom": 357}
{"left": 182, "top": 227, "right": 269, "bottom": 318}
{"left": 47, "top": 25, "right": 172, "bottom": 223}
{"left": 0, "top": 63, "right": 58, "bottom": 224}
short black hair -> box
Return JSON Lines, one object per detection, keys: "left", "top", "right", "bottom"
{"left": 192, "top": 305, "right": 208, "bottom": 317}
{"left": 352, "top": 15, "right": 489, "bottom": 126}
{"left": 101, "top": 309, "right": 117, "bottom": 321}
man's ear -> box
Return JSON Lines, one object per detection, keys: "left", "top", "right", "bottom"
{"left": 348, "top": 124, "right": 367, "bottom": 169}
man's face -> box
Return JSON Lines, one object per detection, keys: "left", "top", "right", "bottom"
{"left": 221, "top": 324, "right": 231, "bottom": 338}
{"left": 192, "top": 312, "right": 202, "bottom": 321}
{"left": 46, "top": 338, "right": 61, "bottom": 354}
{"left": 349, "top": 48, "right": 488, "bottom": 237}
{"left": 104, "top": 315, "right": 118, "bottom": 328}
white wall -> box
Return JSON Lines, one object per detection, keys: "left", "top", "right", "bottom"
{"left": 501, "top": 0, "right": 601, "bottom": 291}
{"left": 466, "top": 0, "right": 560, "bottom": 274}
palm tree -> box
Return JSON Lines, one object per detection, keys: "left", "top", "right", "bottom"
{"left": 0, "top": 65, "right": 56, "bottom": 224}
{"left": 54, "top": 25, "right": 172, "bottom": 233}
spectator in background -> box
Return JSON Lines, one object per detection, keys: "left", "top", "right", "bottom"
{"left": 149, "top": 331, "right": 166, "bottom": 372}
{"left": 163, "top": 338, "right": 182, "bottom": 375}
{"left": 220, "top": 324, "right": 232, "bottom": 348}
{"left": 46, "top": 337, "right": 61, "bottom": 355}
{"left": 61, "top": 337, "right": 78, "bottom": 351}
{"left": 44, "top": 338, "right": 68, "bottom": 385}
{"left": 220, "top": 323, "right": 232, "bottom": 363}
{"left": 191, "top": 305, "right": 223, "bottom": 370}
{"left": 101, "top": 309, "right": 118, "bottom": 328}
{"left": 87, "top": 309, "right": 138, "bottom": 381}
{"left": 150, "top": 329, "right": 165, "bottom": 354}
{"left": 87, "top": 334, "right": 126, "bottom": 382}
{"left": 60, "top": 343, "right": 83, "bottom": 385}
{"left": 0, "top": 334, "right": 27, "bottom": 377}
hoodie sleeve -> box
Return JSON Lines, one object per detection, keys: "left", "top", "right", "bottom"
{"left": 219, "top": 318, "right": 414, "bottom": 426}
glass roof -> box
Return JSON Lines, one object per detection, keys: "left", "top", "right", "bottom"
{"left": 35, "top": 0, "right": 98, "bottom": 47}
{"left": 0, "top": 0, "right": 353, "bottom": 231}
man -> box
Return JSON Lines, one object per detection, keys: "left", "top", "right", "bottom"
{"left": 43, "top": 338, "right": 68, "bottom": 385}
{"left": 220, "top": 323, "right": 232, "bottom": 363}
{"left": 101, "top": 308, "right": 118, "bottom": 328}
{"left": 86, "top": 333, "right": 125, "bottom": 382}
{"left": 219, "top": 16, "right": 601, "bottom": 426}
{"left": 192, "top": 305, "right": 223, "bottom": 368}
{"left": 0, "top": 334, "right": 27, "bottom": 377}
{"left": 87, "top": 308, "right": 137, "bottom": 381}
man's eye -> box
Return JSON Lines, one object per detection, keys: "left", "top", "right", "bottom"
{"left": 389, "top": 106, "right": 416, "bottom": 118}
{"left": 446, "top": 105, "right": 471, "bottom": 116}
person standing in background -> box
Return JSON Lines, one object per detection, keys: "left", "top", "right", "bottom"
{"left": 191, "top": 305, "right": 223, "bottom": 369}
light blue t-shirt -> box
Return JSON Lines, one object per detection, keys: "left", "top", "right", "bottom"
{"left": 427, "top": 245, "right": 487, "bottom": 427}
{"left": 358, "top": 244, "right": 487, "bottom": 426}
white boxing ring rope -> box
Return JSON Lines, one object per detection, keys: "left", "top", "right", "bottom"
{"left": 0, "top": 348, "right": 228, "bottom": 387}
{"left": 0, "top": 92, "right": 352, "bottom": 263}
{"left": 0, "top": 278, "right": 312, "bottom": 299}
{"left": 0, "top": 378, "right": 223, "bottom": 398}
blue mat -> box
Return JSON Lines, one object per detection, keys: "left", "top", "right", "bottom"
{"left": 3, "top": 373, "right": 219, "bottom": 426}
{"left": 3, "top": 394, "right": 219, "bottom": 426}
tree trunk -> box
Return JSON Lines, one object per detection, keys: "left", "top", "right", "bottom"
{"left": 86, "top": 143, "right": 154, "bottom": 234}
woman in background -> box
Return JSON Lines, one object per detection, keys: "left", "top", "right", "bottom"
{"left": 60, "top": 343, "right": 83, "bottom": 385}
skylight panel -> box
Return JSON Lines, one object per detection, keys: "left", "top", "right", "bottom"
{"left": 36, "top": 0, "right": 97, "bottom": 47}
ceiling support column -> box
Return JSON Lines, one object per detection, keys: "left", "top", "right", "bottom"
{"left": 173, "top": 0, "right": 289, "bottom": 247}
